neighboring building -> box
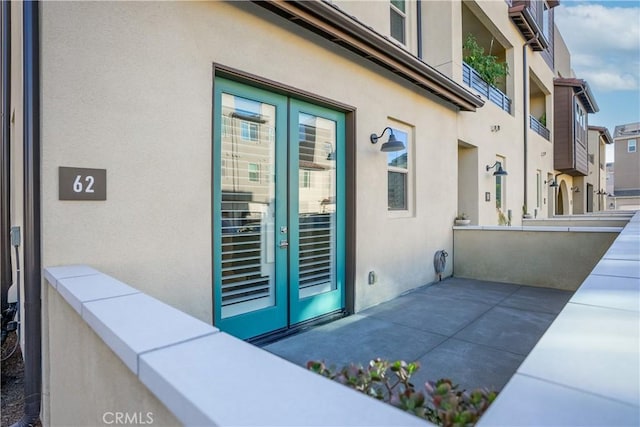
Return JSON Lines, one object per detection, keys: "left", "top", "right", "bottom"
{"left": 0, "top": 1, "right": 603, "bottom": 424}
{"left": 606, "top": 162, "right": 615, "bottom": 203}
{"left": 612, "top": 122, "right": 640, "bottom": 210}
{"left": 574, "top": 125, "right": 613, "bottom": 213}
{"left": 552, "top": 78, "right": 598, "bottom": 214}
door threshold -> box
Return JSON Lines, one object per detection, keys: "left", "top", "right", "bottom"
{"left": 249, "top": 309, "right": 348, "bottom": 347}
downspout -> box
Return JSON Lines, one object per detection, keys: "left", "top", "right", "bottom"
{"left": 522, "top": 35, "right": 539, "bottom": 215}
{"left": 416, "top": 0, "right": 423, "bottom": 60}
{"left": 1, "top": 0, "right": 11, "bottom": 315}
{"left": 13, "top": 1, "right": 42, "bottom": 426}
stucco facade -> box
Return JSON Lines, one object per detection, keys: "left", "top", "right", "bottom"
{"left": 1, "top": 1, "right": 607, "bottom": 423}
{"left": 612, "top": 122, "right": 640, "bottom": 210}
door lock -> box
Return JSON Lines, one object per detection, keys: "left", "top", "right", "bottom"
{"left": 279, "top": 240, "right": 289, "bottom": 249}
{"left": 280, "top": 226, "right": 288, "bottom": 234}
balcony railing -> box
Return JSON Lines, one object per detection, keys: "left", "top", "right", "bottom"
{"left": 462, "top": 62, "right": 511, "bottom": 114}
{"left": 529, "top": 115, "right": 550, "bottom": 140}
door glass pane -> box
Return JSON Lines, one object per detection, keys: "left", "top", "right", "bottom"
{"left": 220, "top": 93, "right": 276, "bottom": 318}
{"left": 297, "top": 113, "right": 337, "bottom": 299}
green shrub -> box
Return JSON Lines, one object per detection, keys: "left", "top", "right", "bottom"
{"left": 307, "top": 358, "right": 498, "bottom": 427}
{"left": 463, "top": 34, "right": 508, "bottom": 87}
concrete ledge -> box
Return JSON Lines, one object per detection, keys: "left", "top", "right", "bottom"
{"left": 45, "top": 266, "right": 426, "bottom": 426}
{"left": 478, "top": 211, "right": 640, "bottom": 426}
{"left": 453, "top": 225, "right": 624, "bottom": 233}
{"left": 453, "top": 227, "right": 619, "bottom": 290}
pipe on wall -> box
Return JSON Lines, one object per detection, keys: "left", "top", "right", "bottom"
{"left": 13, "top": 1, "right": 42, "bottom": 426}
{"left": 1, "top": 0, "right": 12, "bottom": 315}
{"left": 522, "top": 35, "right": 540, "bottom": 216}
{"left": 416, "top": 0, "right": 423, "bottom": 60}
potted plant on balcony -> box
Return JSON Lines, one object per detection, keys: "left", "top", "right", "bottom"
{"left": 455, "top": 213, "right": 471, "bottom": 226}
{"left": 463, "top": 34, "right": 509, "bottom": 87}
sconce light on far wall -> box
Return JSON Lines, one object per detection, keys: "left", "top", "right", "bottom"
{"left": 545, "top": 179, "right": 558, "bottom": 188}
{"left": 490, "top": 125, "right": 501, "bottom": 132}
{"left": 370, "top": 127, "right": 405, "bottom": 152}
{"left": 595, "top": 189, "right": 607, "bottom": 195}
{"left": 571, "top": 186, "right": 580, "bottom": 193}
{"left": 486, "top": 162, "right": 508, "bottom": 176}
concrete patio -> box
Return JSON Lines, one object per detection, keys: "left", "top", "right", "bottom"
{"left": 264, "top": 278, "right": 573, "bottom": 392}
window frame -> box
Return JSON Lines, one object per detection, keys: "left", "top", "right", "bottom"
{"left": 495, "top": 158, "right": 506, "bottom": 212}
{"left": 389, "top": 0, "right": 407, "bottom": 46}
{"left": 536, "top": 170, "right": 541, "bottom": 209}
{"left": 386, "top": 123, "right": 413, "bottom": 217}
{"left": 247, "top": 162, "right": 261, "bottom": 183}
{"left": 241, "top": 120, "right": 259, "bottom": 142}
{"left": 628, "top": 139, "right": 637, "bottom": 153}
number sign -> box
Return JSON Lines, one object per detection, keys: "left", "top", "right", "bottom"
{"left": 59, "top": 167, "right": 107, "bottom": 201}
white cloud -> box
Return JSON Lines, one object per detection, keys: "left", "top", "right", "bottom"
{"left": 555, "top": 3, "right": 640, "bottom": 92}
{"left": 580, "top": 71, "right": 638, "bottom": 91}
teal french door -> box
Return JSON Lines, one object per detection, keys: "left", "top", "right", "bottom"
{"left": 213, "top": 78, "right": 345, "bottom": 339}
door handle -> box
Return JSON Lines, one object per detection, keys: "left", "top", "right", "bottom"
{"left": 279, "top": 240, "right": 289, "bottom": 249}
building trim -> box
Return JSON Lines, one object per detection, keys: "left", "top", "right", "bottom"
{"left": 22, "top": 1, "right": 43, "bottom": 425}
{"left": 252, "top": 0, "right": 484, "bottom": 112}
{"left": 554, "top": 77, "right": 599, "bottom": 113}
{"left": 588, "top": 126, "right": 613, "bottom": 145}
{"left": 1, "top": 0, "right": 11, "bottom": 314}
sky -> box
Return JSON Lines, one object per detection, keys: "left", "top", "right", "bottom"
{"left": 553, "top": 0, "right": 640, "bottom": 162}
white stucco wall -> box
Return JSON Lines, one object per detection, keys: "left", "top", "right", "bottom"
{"left": 40, "top": 1, "right": 459, "bottom": 323}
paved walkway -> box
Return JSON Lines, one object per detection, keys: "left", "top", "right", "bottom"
{"left": 264, "top": 277, "right": 573, "bottom": 392}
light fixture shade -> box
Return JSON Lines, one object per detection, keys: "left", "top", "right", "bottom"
{"left": 493, "top": 165, "right": 508, "bottom": 176}
{"left": 550, "top": 180, "right": 558, "bottom": 188}
{"left": 380, "top": 133, "right": 406, "bottom": 152}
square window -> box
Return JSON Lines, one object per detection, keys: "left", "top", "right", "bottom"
{"left": 301, "top": 170, "right": 311, "bottom": 188}
{"left": 248, "top": 163, "right": 260, "bottom": 182}
{"left": 241, "top": 121, "right": 259, "bottom": 142}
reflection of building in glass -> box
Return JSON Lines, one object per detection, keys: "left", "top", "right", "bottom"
{"left": 220, "top": 93, "right": 276, "bottom": 318}
{"left": 297, "top": 113, "right": 338, "bottom": 298}
{"left": 387, "top": 129, "right": 408, "bottom": 210}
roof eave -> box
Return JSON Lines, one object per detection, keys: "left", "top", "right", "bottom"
{"left": 554, "top": 78, "right": 599, "bottom": 113}
{"left": 252, "top": 0, "right": 484, "bottom": 112}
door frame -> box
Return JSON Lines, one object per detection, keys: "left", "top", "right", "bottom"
{"left": 288, "top": 99, "right": 346, "bottom": 325}
{"left": 211, "top": 65, "right": 357, "bottom": 338}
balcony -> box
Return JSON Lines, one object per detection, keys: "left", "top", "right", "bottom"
{"left": 508, "top": 0, "right": 557, "bottom": 51}
{"left": 530, "top": 115, "right": 550, "bottom": 140}
{"left": 463, "top": 62, "right": 512, "bottom": 114}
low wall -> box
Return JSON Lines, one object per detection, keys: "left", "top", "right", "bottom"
{"left": 523, "top": 219, "right": 630, "bottom": 227}
{"left": 46, "top": 285, "right": 180, "bottom": 426}
{"left": 478, "top": 211, "right": 640, "bottom": 425}
{"left": 44, "top": 266, "right": 426, "bottom": 426}
{"left": 453, "top": 226, "right": 620, "bottom": 290}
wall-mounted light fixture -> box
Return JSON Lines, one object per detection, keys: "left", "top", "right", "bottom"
{"left": 595, "top": 189, "right": 606, "bottom": 195}
{"left": 370, "top": 127, "right": 405, "bottom": 152}
{"left": 571, "top": 186, "right": 580, "bottom": 193}
{"left": 324, "top": 142, "right": 335, "bottom": 161}
{"left": 546, "top": 173, "right": 567, "bottom": 189}
{"left": 486, "top": 162, "right": 508, "bottom": 176}
{"left": 541, "top": 151, "right": 547, "bottom": 157}
{"left": 490, "top": 125, "right": 501, "bottom": 132}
